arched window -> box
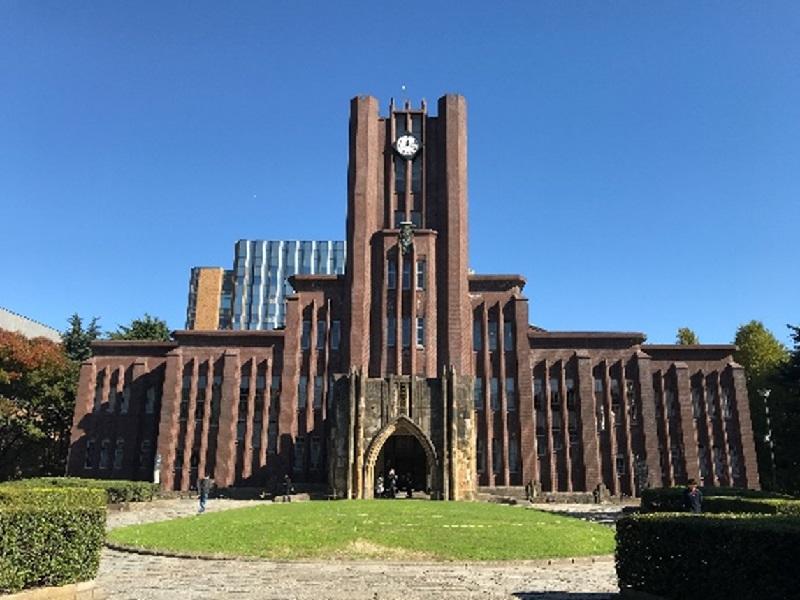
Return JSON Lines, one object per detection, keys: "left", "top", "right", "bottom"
{"left": 99, "top": 439, "right": 111, "bottom": 469}
{"left": 113, "top": 438, "right": 125, "bottom": 470}
{"left": 84, "top": 439, "right": 96, "bottom": 469}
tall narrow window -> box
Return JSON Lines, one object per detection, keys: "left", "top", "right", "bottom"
{"left": 416, "top": 259, "right": 426, "bottom": 290}
{"left": 120, "top": 386, "right": 130, "bottom": 414}
{"left": 99, "top": 439, "right": 111, "bottom": 469}
{"left": 298, "top": 376, "right": 308, "bottom": 410}
{"left": 387, "top": 315, "right": 397, "bottom": 347}
{"left": 313, "top": 375, "right": 323, "bottom": 409}
{"left": 488, "top": 321, "right": 498, "bottom": 351}
{"left": 402, "top": 260, "right": 411, "bottom": 290}
{"left": 492, "top": 438, "right": 502, "bottom": 474}
{"left": 473, "top": 320, "right": 483, "bottom": 351}
{"left": 145, "top": 386, "right": 157, "bottom": 415}
{"left": 477, "top": 438, "right": 486, "bottom": 473}
{"left": 301, "top": 320, "right": 311, "bottom": 350}
{"left": 310, "top": 437, "right": 322, "bottom": 470}
{"left": 509, "top": 435, "right": 520, "bottom": 472}
{"left": 93, "top": 372, "right": 104, "bottom": 412}
{"left": 84, "top": 439, "right": 95, "bottom": 469}
{"left": 294, "top": 437, "right": 305, "bottom": 472}
{"left": 402, "top": 317, "right": 411, "bottom": 348}
{"left": 113, "top": 439, "right": 125, "bottom": 470}
{"left": 490, "top": 377, "right": 500, "bottom": 411}
{"left": 503, "top": 322, "right": 514, "bottom": 349}
{"left": 474, "top": 377, "right": 484, "bottom": 411}
{"left": 534, "top": 378, "right": 544, "bottom": 407}
{"left": 550, "top": 377, "right": 560, "bottom": 406}
{"left": 387, "top": 258, "right": 397, "bottom": 290}
{"left": 566, "top": 378, "right": 577, "bottom": 409}
{"left": 317, "top": 320, "right": 327, "bottom": 350}
{"left": 416, "top": 317, "right": 425, "bottom": 347}
{"left": 331, "top": 320, "right": 341, "bottom": 350}
{"left": 506, "top": 378, "right": 516, "bottom": 412}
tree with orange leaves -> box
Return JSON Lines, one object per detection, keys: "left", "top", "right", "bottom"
{"left": 0, "top": 329, "right": 76, "bottom": 480}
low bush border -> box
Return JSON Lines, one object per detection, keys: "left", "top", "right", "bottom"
{"left": 0, "top": 487, "right": 106, "bottom": 594}
{"left": 616, "top": 513, "right": 800, "bottom": 600}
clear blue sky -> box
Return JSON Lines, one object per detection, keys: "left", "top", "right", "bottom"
{"left": 2, "top": 2, "right": 798, "bottom": 344}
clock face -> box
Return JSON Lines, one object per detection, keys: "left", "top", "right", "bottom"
{"left": 395, "top": 134, "right": 420, "bottom": 158}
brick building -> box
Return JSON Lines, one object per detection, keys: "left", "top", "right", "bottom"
{"left": 67, "top": 95, "right": 760, "bottom": 498}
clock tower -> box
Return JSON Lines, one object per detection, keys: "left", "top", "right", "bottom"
{"left": 334, "top": 95, "right": 476, "bottom": 499}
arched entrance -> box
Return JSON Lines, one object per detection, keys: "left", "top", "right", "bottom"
{"left": 376, "top": 434, "right": 428, "bottom": 494}
{"left": 363, "top": 416, "right": 438, "bottom": 499}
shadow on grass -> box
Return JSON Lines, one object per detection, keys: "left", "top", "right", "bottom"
{"left": 513, "top": 593, "right": 617, "bottom": 599}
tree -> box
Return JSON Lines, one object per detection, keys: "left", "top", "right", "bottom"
{"left": 733, "top": 320, "right": 790, "bottom": 491}
{"left": 0, "top": 330, "right": 75, "bottom": 480}
{"left": 676, "top": 327, "right": 699, "bottom": 345}
{"left": 772, "top": 324, "right": 800, "bottom": 494}
{"left": 62, "top": 313, "right": 101, "bottom": 362}
{"left": 108, "top": 314, "right": 171, "bottom": 341}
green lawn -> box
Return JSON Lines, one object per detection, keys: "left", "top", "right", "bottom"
{"left": 108, "top": 500, "right": 615, "bottom": 561}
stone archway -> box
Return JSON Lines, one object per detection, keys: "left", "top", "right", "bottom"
{"left": 363, "top": 416, "right": 438, "bottom": 499}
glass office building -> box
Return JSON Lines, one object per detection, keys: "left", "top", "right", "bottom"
{"left": 231, "top": 240, "right": 346, "bottom": 330}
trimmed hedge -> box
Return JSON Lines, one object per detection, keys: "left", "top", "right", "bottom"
{"left": 640, "top": 486, "right": 797, "bottom": 514}
{"left": 0, "top": 487, "right": 106, "bottom": 594}
{"left": 1, "top": 477, "right": 159, "bottom": 503}
{"left": 616, "top": 514, "right": 800, "bottom": 600}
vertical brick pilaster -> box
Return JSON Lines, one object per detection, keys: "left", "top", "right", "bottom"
{"left": 577, "top": 351, "right": 601, "bottom": 492}
{"left": 604, "top": 361, "right": 618, "bottom": 494}
{"left": 129, "top": 358, "right": 149, "bottom": 479}
{"left": 515, "top": 299, "right": 535, "bottom": 488}
{"left": 197, "top": 356, "right": 213, "bottom": 482}
{"left": 437, "top": 94, "right": 471, "bottom": 376}
{"left": 214, "top": 349, "right": 240, "bottom": 488}
{"left": 157, "top": 349, "right": 183, "bottom": 490}
{"left": 481, "top": 303, "right": 493, "bottom": 486}
{"left": 560, "top": 360, "right": 572, "bottom": 492}
{"left": 241, "top": 359, "right": 257, "bottom": 481}
{"left": 498, "top": 303, "right": 509, "bottom": 486}
{"left": 544, "top": 359, "right": 555, "bottom": 491}
{"left": 675, "top": 362, "right": 698, "bottom": 485}
{"left": 729, "top": 362, "right": 760, "bottom": 489}
{"left": 180, "top": 358, "right": 199, "bottom": 490}
{"left": 67, "top": 359, "right": 97, "bottom": 474}
{"left": 634, "top": 351, "right": 662, "bottom": 489}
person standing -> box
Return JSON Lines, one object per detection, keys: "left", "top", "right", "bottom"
{"left": 684, "top": 479, "right": 703, "bottom": 514}
{"left": 282, "top": 474, "right": 293, "bottom": 503}
{"left": 198, "top": 474, "right": 212, "bottom": 513}
{"left": 387, "top": 468, "right": 397, "bottom": 499}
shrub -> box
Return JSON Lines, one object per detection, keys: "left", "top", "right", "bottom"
{"left": 0, "top": 487, "right": 106, "bottom": 594}
{"left": 640, "top": 486, "right": 794, "bottom": 513}
{"left": 1, "top": 477, "right": 159, "bottom": 503}
{"left": 616, "top": 514, "right": 800, "bottom": 600}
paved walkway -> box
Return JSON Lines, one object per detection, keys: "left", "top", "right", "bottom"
{"left": 98, "top": 499, "right": 620, "bottom": 600}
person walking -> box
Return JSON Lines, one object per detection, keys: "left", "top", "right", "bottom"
{"left": 684, "top": 479, "right": 703, "bottom": 514}
{"left": 198, "top": 473, "right": 212, "bottom": 513}
{"left": 387, "top": 468, "right": 397, "bottom": 499}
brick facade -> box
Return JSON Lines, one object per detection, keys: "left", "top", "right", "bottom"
{"left": 67, "top": 95, "right": 760, "bottom": 496}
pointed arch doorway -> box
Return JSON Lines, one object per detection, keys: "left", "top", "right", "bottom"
{"left": 363, "top": 416, "right": 438, "bottom": 499}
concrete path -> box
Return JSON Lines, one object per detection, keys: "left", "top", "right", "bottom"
{"left": 98, "top": 499, "right": 619, "bottom": 600}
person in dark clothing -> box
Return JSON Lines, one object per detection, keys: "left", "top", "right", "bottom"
{"left": 198, "top": 474, "right": 212, "bottom": 513}
{"left": 282, "top": 474, "right": 293, "bottom": 503}
{"left": 684, "top": 479, "right": 703, "bottom": 514}
{"left": 387, "top": 468, "right": 397, "bottom": 499}
{"left": 405, "top": 472, "right": 413, "bottom": 498}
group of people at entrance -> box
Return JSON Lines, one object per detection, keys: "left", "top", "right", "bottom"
{"left": 375, "top": 468, "right": 413, "bottom": 498}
